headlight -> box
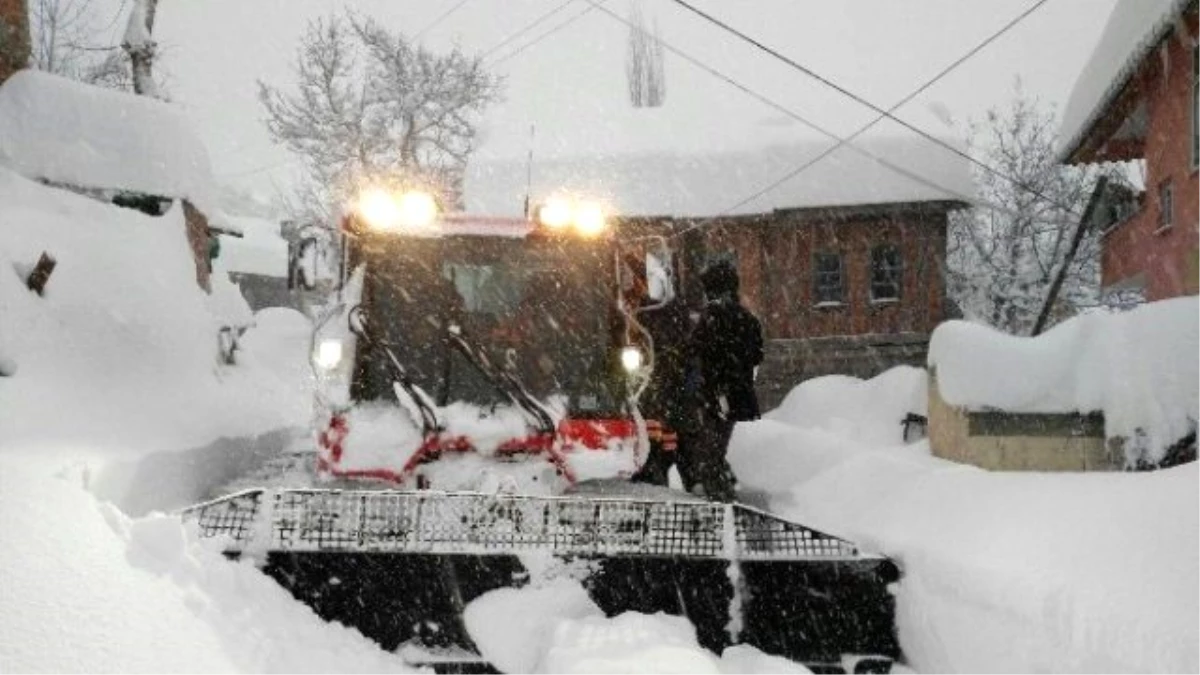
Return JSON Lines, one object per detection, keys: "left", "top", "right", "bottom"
{"left": 620, "top": 346, "right": 643, "bottom": 372}
{"left": 356, "top": 188, "right": 439, "bottom": 230}
{"left": 536, "top": 197, "right": 573, "bottom": 230}
{"left": 314, "top": 339, "right": 344, "bottom": 371}
{"left": 573, "top": 201, "right": 608, "bottom": 237}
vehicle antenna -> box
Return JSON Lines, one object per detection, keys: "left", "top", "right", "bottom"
{"left": 523, "top": 124, "right": 536, "bottom": 218}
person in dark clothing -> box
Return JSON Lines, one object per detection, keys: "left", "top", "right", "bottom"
{"left": 622, "top": 254, "right": 693, "bottom": 487}
{"left": 678, "top": 259, "right": 764, "bottom": 501}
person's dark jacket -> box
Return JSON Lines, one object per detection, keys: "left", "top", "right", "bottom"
{"left": 691, "top": 262, "right": 764, "bottom": 422}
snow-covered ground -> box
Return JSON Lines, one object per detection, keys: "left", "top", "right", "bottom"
{"left": 730, "top": 366, "right": 1198, "bottom": 673}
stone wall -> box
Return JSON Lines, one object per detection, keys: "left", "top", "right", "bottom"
{"left": 928, "top": 372, "right": 1124, "bottom": 471}
{"left": 756, "top": 332, "right": 929, "bottom": 411}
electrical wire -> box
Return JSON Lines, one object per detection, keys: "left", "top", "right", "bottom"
{"left": 667, "top": 0, "right": 1080, "bottom": 218}
{"left": 490, "top": 0, "right": 607, "bottom": 66}
{"left": 413, "top": 0, "right": 473, "bottom": 41}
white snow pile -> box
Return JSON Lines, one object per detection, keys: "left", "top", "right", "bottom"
{"left": 331, "top": 398, "right": 639, "bottom": 494}
{"left": 732, "top": 366, "right": 1198, "bottom": 673}
{"left": 1058, "top": 0, "right": 1192, "bottom": 159}
{"left": 765, "top": 365, "right": 926, "bottom": 445}
{"left": 0, "top": 70, "right": 218, "bottom": 214}
{"left": 0, "top": 167, "right": 305, "bottom": 452}
{"left": 463, "top": 581, "right": 810, "bottom": 674}
{"left": 0, "top": 457, "right": 413, "bottom": 673}
{"left": 929, "top": 297, "right": 1199, "bottom": 463}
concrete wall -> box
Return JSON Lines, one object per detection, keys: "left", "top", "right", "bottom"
{"left": 757, "top": 332, "right": 929, "bottom": 411}
{"left": 928, "top": 372, "right": 1124, "bottom": 471}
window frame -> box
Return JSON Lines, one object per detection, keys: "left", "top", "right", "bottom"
{"left": 812, "top": 251, "right": 844, "bottom": 306}
{"left": 1157, "top": 179, "right": 1174, "bottom": 232}
{"left": 1192, "top": 45, "right": 1198, "bottom": 171}
{"left": 869, "top": 244, "right": 903, "bottom": 303}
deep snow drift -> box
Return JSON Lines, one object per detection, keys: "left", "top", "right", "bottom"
{"left": 731, "top": 365, "right": 1198, "bottom": 673}
{"left": 929, "top": 297, "right": 1199, "bottom": 464}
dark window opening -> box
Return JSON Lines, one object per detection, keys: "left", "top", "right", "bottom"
{"left": 870, "top": 245, "right": 903, "bottom": 302}
{"left": 813, "top": 252, "right": 843, "bottom": 305}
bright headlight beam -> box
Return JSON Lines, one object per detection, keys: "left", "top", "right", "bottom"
{"left": 397, "top": 191, "right": 439, "bottom": 228}
{"left": 574, "top": 202, "right": 607, "bottom": 237}
{"left": 357, "top": 188, "right": 402, "bottom": 230}
{"left": 537, "top": 197, "right": 573, "bottom": 229}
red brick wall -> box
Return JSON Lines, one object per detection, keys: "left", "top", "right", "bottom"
{"left": 1101, "top": 11, "right": 1199, "bottom": 300}
{"left": 688, "top": 206, "right": 950, "bottom": 340}
{"left": 0, "top": 0, "right": 29, "bottom": 84}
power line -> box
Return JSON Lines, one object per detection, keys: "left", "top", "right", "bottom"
{"left": 413, "top": 0, "right": 473, "bottom": 41}
{"left": 490, "top": 0, "right": 606, "bottom": 66}
{"left": 580, "top": 1, "right": 981, "bottom": 224}
{"left": 721, "top": 0, "right": 1051, "bottom": 215}
{"left": 667, "top": 0, "right": 1080, "bottom": 218}
{"left": 480, "top": 0, "right": 578, "bottom": 61}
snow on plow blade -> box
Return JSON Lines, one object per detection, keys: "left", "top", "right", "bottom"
{"left": 183, "top": 489, "right": 900, "bottom": 672}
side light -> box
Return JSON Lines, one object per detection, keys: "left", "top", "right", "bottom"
{"left": 397, "top": 190, "right": 439, "bottom": 228}
{"left": 314, "top": 339, "right": 344, "bottom": 371}
{"left": 620, "top": 345, "right": 643, "bottom": 373}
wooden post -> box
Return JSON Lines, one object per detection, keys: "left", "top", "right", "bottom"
{"left": 25, "top": 252, "right": 56, "bottom": 296}
{"left": 1032, "top": 176, "right": 1107, "bottom": 336}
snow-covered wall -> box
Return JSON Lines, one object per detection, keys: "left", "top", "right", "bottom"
{"left": 928, "top": 299, "right": 1199, "bottom": 462}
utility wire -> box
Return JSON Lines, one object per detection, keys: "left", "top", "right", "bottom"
{"left": 413, "top": 0, "right": 473, "bottom": 41}
{"left": 582, "top": 1, "right": 983, "bottom": 229}
{"left": 480, "top": 0, "right": 578, "bottom": 61}
{"left": 668, "top": 0, "right": 1079, "bottom": 218}
{"left": 491, "top": 0, "right": 606, "bottom": 66}
{"left": 722, "top": 0, "right": 1051, "bottom": 215}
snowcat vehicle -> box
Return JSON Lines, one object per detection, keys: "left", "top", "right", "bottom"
{"left": 184, "top": 188, "right": 902, "bottom": 673}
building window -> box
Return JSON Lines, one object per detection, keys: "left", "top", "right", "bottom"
{"left": 813, "top": 252, "right": 843, "bottom": 305}
{"left": 870, "top": 245, "right": 903, "bottom": 302}
{"left": 1193, "top": 45, "right": 1198, "bottom": 170}
{"left": 1158, "top": 180, "right": 1173, "bottom": 230}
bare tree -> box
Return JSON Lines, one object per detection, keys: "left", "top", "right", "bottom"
{"left": 121, "top": 0, "right": 158, "bottom": 97}
{"left": 258, "top": 12, "right": 503, "bottom": 226}
{"left": 946, "top": 82, "right": 1120, "bottom": 335}
{"left": 25, "top": 0, "right": 131, "bottom": 88}
{"left": 625, "top": 2, "right": 664, "bottom": 108}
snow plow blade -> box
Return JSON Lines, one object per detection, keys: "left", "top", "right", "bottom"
{"left": 183, "top": 489, "right": 900, "bottom": 673}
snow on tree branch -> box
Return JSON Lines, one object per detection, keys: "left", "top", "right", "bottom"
{"left": 945, "top": 81, "right": 1128, "bottom": 335}
{"left": 121, "top": 0, "right": 159, "bottom": 98}
{"left": 258, "top": 11, "right": 503, "bottom": 226}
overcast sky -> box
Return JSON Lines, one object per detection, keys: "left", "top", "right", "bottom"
{"left": 137, "top": 0, "right": 1117, "bottom": 210}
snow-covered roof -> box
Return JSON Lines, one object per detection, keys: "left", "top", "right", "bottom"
{"left": 0, "top": 70, "right": 217, "bottom": 213}
{"left": 1058, "top": 0, "right": 1192, "bottom": 162}
{"left": 216, "top": 215, "right": 288, "bottom": 278}
{"left": 466, "top": 134, "right": 973, "bottom": 219}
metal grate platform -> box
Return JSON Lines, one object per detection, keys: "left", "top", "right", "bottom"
{"left": 182, "top": 489, "right": 863, "bottom": 561}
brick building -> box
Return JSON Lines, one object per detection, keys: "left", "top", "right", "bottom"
{"left": 1059, "top": 0, "right": 1199, "bottom": 301}
{"left": 0, "top": 0, "right": 27, "bottom": 85}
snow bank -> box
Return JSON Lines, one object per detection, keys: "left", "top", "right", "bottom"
{"left": 0, "top": 70, "right": 218, "bottom": 214}
{"left": 0, "top": 168, "right": 305, "bottom": 454}
{"left": 765, "top": 366, "right": 927, "bottom": 445}
{"left": 732, "top": 371, "right": 1198, "bottom": 672}
{"left": 929, "top": 298, "right": 1200, "bottom": 462}
{"left": 1058, "top": 0, "right": 1191, "bottom": 160}
{"left": 0, "top": 456, "right": 412, "bottom": 673}
{"left": 464, "top": 589, "right": 814, "bottom": 675}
